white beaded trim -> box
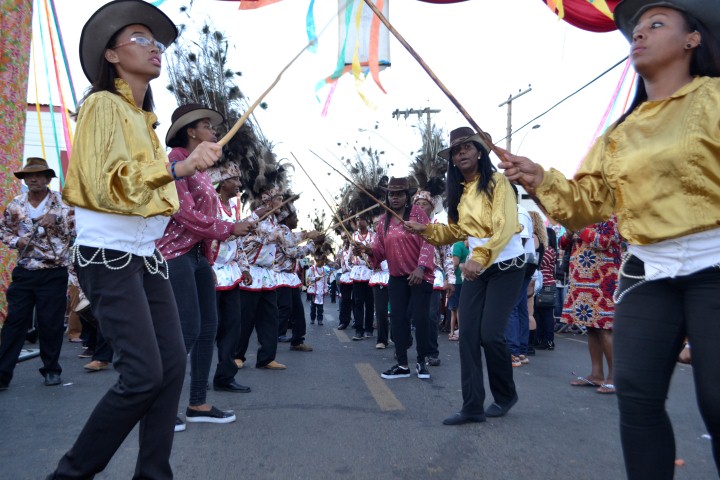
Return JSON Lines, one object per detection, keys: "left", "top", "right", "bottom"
{"left": 71, "top": 244, "right": 169, "bottom": 279}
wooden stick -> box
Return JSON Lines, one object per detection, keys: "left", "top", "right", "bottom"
{"left": 309, "top": 150, "right": 405, "bottom": 223}
{"left": 290, "top": 153, "right": 354, "bottom": 240}
{"left": 325, "top": 204, "right": 378, "bottom": 232}
{"left": 361, "top": 0, "right": 529, "bottom": 189}
{"left": 258, "top": 194, "right": 300, "bottom": 222}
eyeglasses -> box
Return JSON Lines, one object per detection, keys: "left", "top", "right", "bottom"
{"left": 113, "top": 37, "right": 166, "bottom": 54}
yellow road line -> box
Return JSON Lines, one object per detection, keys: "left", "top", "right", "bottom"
{"left": 355, "top": 363, "right": 405, "bottom": 411}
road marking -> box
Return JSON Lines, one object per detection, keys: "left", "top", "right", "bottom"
{"left": 355, "top": 363, "right": 405, "bottom": 411}
{"left": 563, "top": 337, "right": 588, "bottom": 344}
{"left": 323, "top": 315, "right": 350, "bottom": 342}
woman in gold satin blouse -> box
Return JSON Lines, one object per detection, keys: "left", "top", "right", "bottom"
{"left": 406, "top": 127, "right": 525, "bottom": 426}
{"left": 500, "top": 1, "right": 720, "bottom": 478}
{"left": 48, "top": 1, "right": 221, "bottom": 479}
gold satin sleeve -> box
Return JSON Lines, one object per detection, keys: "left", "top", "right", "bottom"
{"left": 63, "top": 91, "right": 178, "bottom": 217}
{"left": 534, "top": 137, "right": 614, "bottom": 232}
{"left": 423, "top": 222, "right": 466, "bottom": 247}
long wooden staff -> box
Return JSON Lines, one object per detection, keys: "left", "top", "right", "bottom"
{"left": 309, "top": 150, "right": 405, "bottom": 223}
{"left": 361, "top": 0, "right": 530, "bottom": 190}
{"left": 258, "top": 194, "right": 300, "bottom": 222}
{"left": 325, "top": 204, "right": 377, "bottom": 233}
{"left": 290, "top": 153, "right": 354, "bottom": 240}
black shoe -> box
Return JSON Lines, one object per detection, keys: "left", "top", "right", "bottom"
{"left": 527, "top": 346, "right": 536, "bottom": 356}
{"left": 427, "top": 356, "right": 441, "bottom": 367}
{"left": 318, "top": 321, "right": 323, "bottom": 325}
{"left": 44, "top": 372, "right": 62, "bottom": 386}
{"left": 443, "top": 412, "right": 486, "bottom": 425}
{"left": 77, "top": 348, "right": 94, "bottom": 358}
{"left": 535, "top": 341, "right": 549, "bottom": 350}
{"left": 0, "top": 381, "right": 8, "bottom": 391}
{"left": 277, "top": 335, "right": 291, "bottom": 343}
{"left": 174, "top": 416, "right": 186, "bottom": 432}
{"left": 213, "top": 381, "right": 251, "bottom": 393}
{"left": 546, "top": 340, "right": 555, "bottom": 351}
{"left": 416, "top": 362, "right": 430, "bottom": 379}
{"left": 185, "top": 406, "right": 236, "bottom": 424}
{"left": 352, "top": 333, "right": 364, "bottom": 341}
{"left": 337, "top": 324, "right": 348, "bottom": 330}
{"left": 485, "top": 394, "right": 518, "bottom": 418}
{"left": 310, "top": 321, "right": 315, "bottom": 325}
{"left": 380, "top": 364, "right": 411, "bottom": 379}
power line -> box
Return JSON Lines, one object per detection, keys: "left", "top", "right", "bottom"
{"left": 498, "top": 56, "right": 629, "bottom": 143}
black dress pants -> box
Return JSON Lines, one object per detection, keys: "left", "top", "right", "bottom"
{"left": 277, "top": 287, "right": 307, "bottom": 347}
{"left": 353, "top": 281, "right": 374, "bottom": 335}
{"left": 236, "top": 289, "right": 279, "bottom": 368}
{"left": 51, "top": 247, "right": 186, "bottom": 480}
{"left": 388, "top": 276, "right": 432, "bottom": 366}
{"left": 373, "top": 285, "right": 389, "bottom": 345}
{"left": 0, "top": 266, "right": 67, "bottom": 385}
{"left": 338, "top": 283, "right": 353, "bottom": 327}
{"left": 214, "top": 288, "right": 242, "bottom": 385}
{"left": 458, "top": 261, "right": 524, "bottom": 415}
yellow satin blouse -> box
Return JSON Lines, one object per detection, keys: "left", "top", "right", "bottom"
{"left": 535, "top": 76, "right": 720, "bottom": 245}
{"left": 423, "top": 172, "right": 521, "bottom": 268}
{"left": 62, "top": 79, "right": 178, "bottom": 217}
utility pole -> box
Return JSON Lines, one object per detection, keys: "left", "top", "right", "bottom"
{"left": 392, "top": 107, "right": 441, "bottom": 139}
{"left": 498, "top": 85, "right": 532, "bottom": 152}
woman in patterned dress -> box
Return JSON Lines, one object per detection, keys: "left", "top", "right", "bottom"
{"left": 560, "top": 216, "right": 622, "bottom": 394}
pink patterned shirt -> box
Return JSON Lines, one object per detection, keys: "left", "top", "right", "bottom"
{"left": 369, "top": 205, "right": 435, "bottom": 283}
{"left": 156, "top": 147, "right": 234, "bottom": 262}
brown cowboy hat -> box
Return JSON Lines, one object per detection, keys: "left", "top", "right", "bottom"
{"left": 437, "top": 127, "right": 491, "bottom": 160}
{"left": 381, "top": 177, "right": 418, "bottom": 196}
{"left": 79, "top": 0, "right": 178, "bottom": 83}
{"left": 165, "top": 104, "right": 225, "bottom": 146}
{"left": 614, "top": 0, "right": 720, "bottom": 41}
{"left": 14, "top": 157, "right": 57, "bottom": 179}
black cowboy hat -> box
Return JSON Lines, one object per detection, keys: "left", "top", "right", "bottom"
{"left": 165, "top": 103, "right": 224, "bottom": 146}
{"left": 80, "top": 0, "right": 178, "bottom": 83}
{"left": 14, "top": 157, "right": 56, "bottom": 179}
{"left": 614, "top": 0, "right": 720, "bottom": 40}
{"left": 437, "top": 127, "right": 491, "bottom": 160}
{"left": 381, "top": 176, "right": 418, "bottom": 197}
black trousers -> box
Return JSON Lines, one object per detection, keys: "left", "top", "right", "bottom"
{"left": 310, "top": 301, "right": 324, "bottom": 323}
{"left": 236, "top": 289, "right": 279, "bottom": 368}
{"left": 353, "top": 281, "right": 374, "bottom": 335}
{"left": 277, "top": 287, "right": 307, "bottom": 346}
{"left": 458, "top": 261, "right": 524, "bottom": 415}
{"left": 52, "top": 247, "right": 186, "bottom": 480}
{"left": 428, "top": 290, "right": 442, "bottom": 358}
{"left": 214, "top": 288, "right": 242, "bottom": 385}
{"left": 388, "top": 276, "right": 433, "bottom": 366}
{"left": 339, "top": 283, "right": 353, "bottom": 327}
{"left": 614, "top": 256, "right": 720, "bottom": 480}
{"left": 373, "top": 285, "right": 389, "bottom": 345}
{"left": 167, "top": 246, "right": 218, "bottom": 407}
{"left": 0, "top": 266, "right": 67, "bottom": 384}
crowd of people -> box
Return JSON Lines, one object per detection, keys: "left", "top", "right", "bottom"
{"left": 0, "top": 0, "right": 717, "bottom": 479}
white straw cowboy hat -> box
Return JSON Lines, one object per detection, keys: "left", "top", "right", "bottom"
{"left": 437, "top": 127, "right": 491, "bottom": 161}
{"left": 79, "top": 0, "right": 178, "bottom": 83}
{"left": 14, "top": 157, "right": 57, "bottom": 179}
{"left": 614, "top": 0, "right": 720, "bottom": 41}
{"left": 165, "top": 103, "right": 225, "bottom": 146}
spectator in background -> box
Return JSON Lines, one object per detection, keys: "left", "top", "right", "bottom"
{"left": 448, "top": 240, "right": 468, "bottom": 341}
{"left": 534, "top": 222, "right": 557, "bottom": 351}
{"left": 561, "top": 217, "right": 621, "bottom": 394}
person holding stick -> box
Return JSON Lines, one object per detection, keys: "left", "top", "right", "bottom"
{"left": 354, "top": 177, "right": 436, "bottom": 380}
{"left": 47, "top": 1, "right": 221, "bottom": 477}
{"left": 405, "top": 128, "right": 525, "bottom": 424}
{"left": 499, "top": 1, "right": 720, "bottom": 476}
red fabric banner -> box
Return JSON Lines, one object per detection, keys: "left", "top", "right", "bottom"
{"left": 542, "top": 0, "right": 621, "bottom": 33}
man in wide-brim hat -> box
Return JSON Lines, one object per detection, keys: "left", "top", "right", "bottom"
{"left": 0, "top": 157, "right": 74, "bottom": 392}
{"left": 13, "top": 157, "right": 57, "bottom": 180}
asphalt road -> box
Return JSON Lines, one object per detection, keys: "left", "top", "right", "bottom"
{"left": 0, "top": 300, "right": 715, "bottom": 480}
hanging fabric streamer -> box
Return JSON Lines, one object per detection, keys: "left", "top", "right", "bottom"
{"left": 42, "top": 0, "right": 71, "bottom": 180}
{"left": 31, "top": 38, "right": 47, "bottom": 160}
